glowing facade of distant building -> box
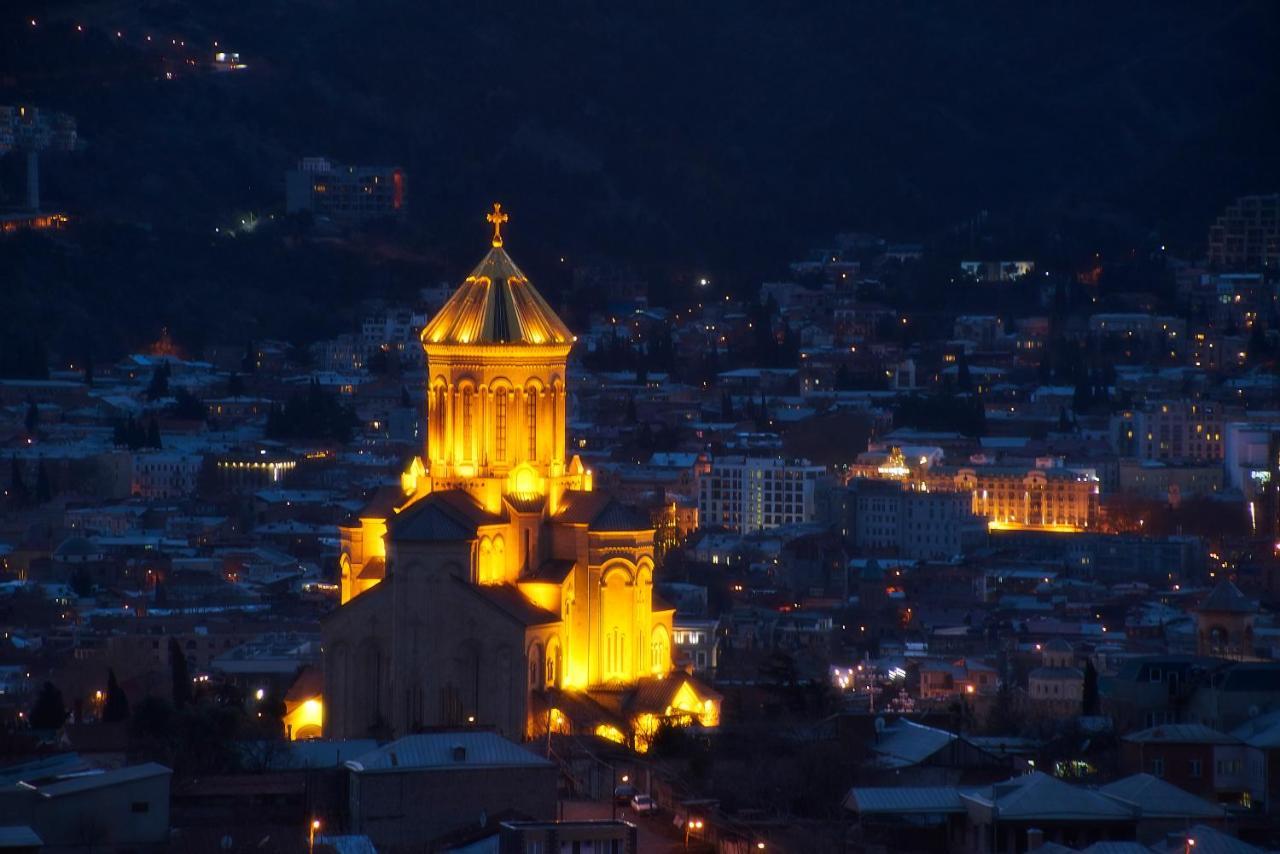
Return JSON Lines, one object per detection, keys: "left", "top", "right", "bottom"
{"left": 322, "top": 207, "right": 718, "bottom": 749}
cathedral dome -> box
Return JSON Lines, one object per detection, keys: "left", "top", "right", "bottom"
{"left": 421, "top": 205, "right": 573, "bottom": 347}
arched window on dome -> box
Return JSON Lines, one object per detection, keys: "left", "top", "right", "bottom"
{"left": 525, "top": 390, "right": 537, "bottom": 460}
{"left": 494, "top": 388, "right": 508, "bottom": 461}
{"left": 461, "top": 387, "right": 474, "bottom": 461}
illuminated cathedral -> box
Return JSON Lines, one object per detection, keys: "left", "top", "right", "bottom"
{"left": 320, "top": 206, "right": 719, "bottom": 750}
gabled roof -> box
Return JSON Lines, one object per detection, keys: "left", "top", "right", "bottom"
{"left": 1122, "top": 723, "right": 1239, "bottom": 745}
{"left": 868, "top": 719, "right": 956, "bottom": 769}
{"left": 388, "top": 490, "right": 503, "bottom": 543}
{"left": 1099, "top": 773, "right": 1225, "bottom": 819}
{"left": 355, "top": 556, "right": 385, "bottom": 581}
{"left": 464, "top": 579, "right": 560, "bottom": 627}
{"left": 523, "top": 558, "right": 575, "bottom": 583}
{"left": 1197, "top": 580, "right": 1255, "bottom": 614}
{"left": 346, "top": 732, "right": 554, "bottom": 773}
{"left": 964, "top": 772, "right": 1133, "bottom": 821}
{"left": 843, "top": 787, "right": 966, "bottom": 814}
{"left": 620, "top": 671, "right": 722, "bottom": 717}
{"left": 556, "top": 492, "right": 650, "bottom": 532}
{"left": 421, "top": 246, "right": 573, "bottom": 347}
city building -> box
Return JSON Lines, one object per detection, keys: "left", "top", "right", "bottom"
{"left": 933, "top": 464, "right": 1100, "bottom": 532}
{"left": 1111, "top": 401, "right": 1226, "bottom": 462}
{"left": 285, "top": 156, "right": 406, "bottom": 224}
{"left": 323, "top": 208, "right": 719, "bottom": 749}
{"left": 831, "top": 478, "right": 986, "bottom": 559}
{"left": 344, "top": 732, "right": 556, "bottom": 850}
{"left": 698, "top": 456, "right": 826, "bottom": 533}
{"left": 1207, "top": 193, "right": 1280, "bottom": 270}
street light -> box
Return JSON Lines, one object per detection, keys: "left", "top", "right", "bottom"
{"left": 309, "top": 819, "right": 321, "bottom": 853}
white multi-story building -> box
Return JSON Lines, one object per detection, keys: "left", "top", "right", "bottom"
{"left": 698, "top": 456, "right": 825, "bottom": 533}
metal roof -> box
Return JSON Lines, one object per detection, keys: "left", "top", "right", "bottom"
{"left": 346, "top": 732, "right": 554, "bottom": 773}
{"left": 20, "top": 762, "right": 171, "bottom": 798}
{"left": 843, "top": 787, "right": 965, "bottom": 814}
{"left": 421, "top": 245, "right": 573, "bottom": 347}
{"left": 1122, "top": 723, "right": 1240, "bottom": 745}
{"left": 1099, "top": 773, "right": 1224, "bottom": 819}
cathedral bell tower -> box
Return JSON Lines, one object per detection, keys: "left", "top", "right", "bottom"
{"left": 406, "top": 204, "right": 590, "bottom": 515}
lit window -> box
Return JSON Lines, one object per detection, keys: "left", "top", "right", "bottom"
{"left": 495, "top": 389, "right": 507, "bottom": 460}
{"left": 526, "top": 391, "right": 537, "bottom": 459}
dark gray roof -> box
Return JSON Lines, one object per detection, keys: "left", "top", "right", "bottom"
{"left": 1099, "top": 773, "right": 1225, "bottom": 819}
{"left": 346, "top": 732, "right": 554, "bottom": 772}
{"left": 1197, "top": 581, "right": 1255, "bottom": 614}
{"left": 388, "top": 490, "right": 503, "bottom": 543}
{"left": 557, "top": 492, "right": 649, "bottom": 532}
{"left": 464, "top": 579, "right": 560, "bottom": 627}
{"left": 843, "top": 787, "right": 966, "bottom": 814}
{"left": 1122, "top": 724, "right": 1239, "bottom": 745}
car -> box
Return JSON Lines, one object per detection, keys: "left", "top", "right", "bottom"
{"left": 613, "top": 784, "right": 636, "bottom": 806}
{"left": 630, "top": 794, "right": 657, "bottom": 814}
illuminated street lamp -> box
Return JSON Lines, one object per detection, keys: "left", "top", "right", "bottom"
{"left": 309, "top": 818, "right": 321, "bottom": 853}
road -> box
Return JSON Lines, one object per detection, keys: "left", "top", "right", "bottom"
{"left": 560, "top": 798, "right": 713, "bottom": 853}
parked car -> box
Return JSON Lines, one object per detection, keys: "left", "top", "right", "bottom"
{"left": 630, "top": 794, "right": 657, "bottom": 814}
{"left": 613, "top": 784, "right": 636, "bottom": 805}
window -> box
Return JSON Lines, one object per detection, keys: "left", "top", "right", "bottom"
{"left": 1189, "top": 759, "right": 1202, "bottom": 778}
{"left": 526, "top": 392, "right": 537, "bottom": 459}
{"left": 1152, "top": 758, "right": 1164, "bottom": 777}
{"left": 462, "top": 388, "right": 473, "bottom": 458}
{"left": 495, "top": 389, "right": 508, "bottom": 460}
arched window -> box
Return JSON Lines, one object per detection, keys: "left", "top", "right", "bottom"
{"left": 526, "top": 391, "right": 537, "bottom": 459}
{"left": 650, "top": 625, "right": 670, "bottom": 672}
{"left": 478, "top": 537, "right": 492, "bottom": 584}
{"left": 494, "top": 388, "right": 508, "bottom": 460}
{"left": 461, "top": 387, "right": 474, "bottom": 460}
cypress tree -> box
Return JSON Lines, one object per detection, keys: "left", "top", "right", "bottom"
{"left": 169, "top": 638, "right": 191, "bottom": 709}
{"left": 103, "top": 668, "right": 130, "bottom": 723}
{"left": 29, "top": 682, "right": 66, "bottom": 730}
{"left": 1082, "top": 659, "right": 1100, "bottom": 716}
{"left": 35, "top": 461, "right": 52, "bottom": 503}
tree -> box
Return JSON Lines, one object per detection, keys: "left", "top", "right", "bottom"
{"left": 169, "top": 638, "right": 191, "bottom": 709}
{"left": 146, "top": 417, "right": 162, "bottom": 449}
{"left": 720, "top": 391, "right": 735, "bottom": 422}
{"left": 29, "top": 681, "right": 66, "bottom": 730}
{"left": 956, "top": 351, "right": 972, "bottom": 392}
{"left": 8, "top": 456, "right": 28, "bottom": 507}
{"left": 34, "top": 461, "right": 52, "bottom": 503}
{"left": 103, "top": 668, "right": 130, "bottom": 723}
{"left": 1082, "top": 659, "right": 1100, "bottom": 716}
{"left": 145, "top": 362, "right": 170, "bottom": 400}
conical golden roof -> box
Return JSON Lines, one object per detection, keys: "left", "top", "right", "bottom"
{"left": 421, "top": 244, "right": 573, "bottom": 347}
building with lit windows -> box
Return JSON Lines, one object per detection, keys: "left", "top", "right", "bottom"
{"left": 1208, "top": 193, "right": 1280, "bottom": 271}
{"left": 285, "top": 156, "right": 406, "bottom": 224}
{"left": 922, "top": 464, "right": 1099, "bottom": 532}
{"left": 698, "top": 456, "right": 826, "bottom": 533}
{"left": 322, "top": 208, "right": 719, "bottom": 750}
{"left": 1111, "top": 401, "right": 1226, "bottom": 462}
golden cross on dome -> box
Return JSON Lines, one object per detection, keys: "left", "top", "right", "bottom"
{"left": 486, "top": 202, "right": 509, "bottom": 247}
